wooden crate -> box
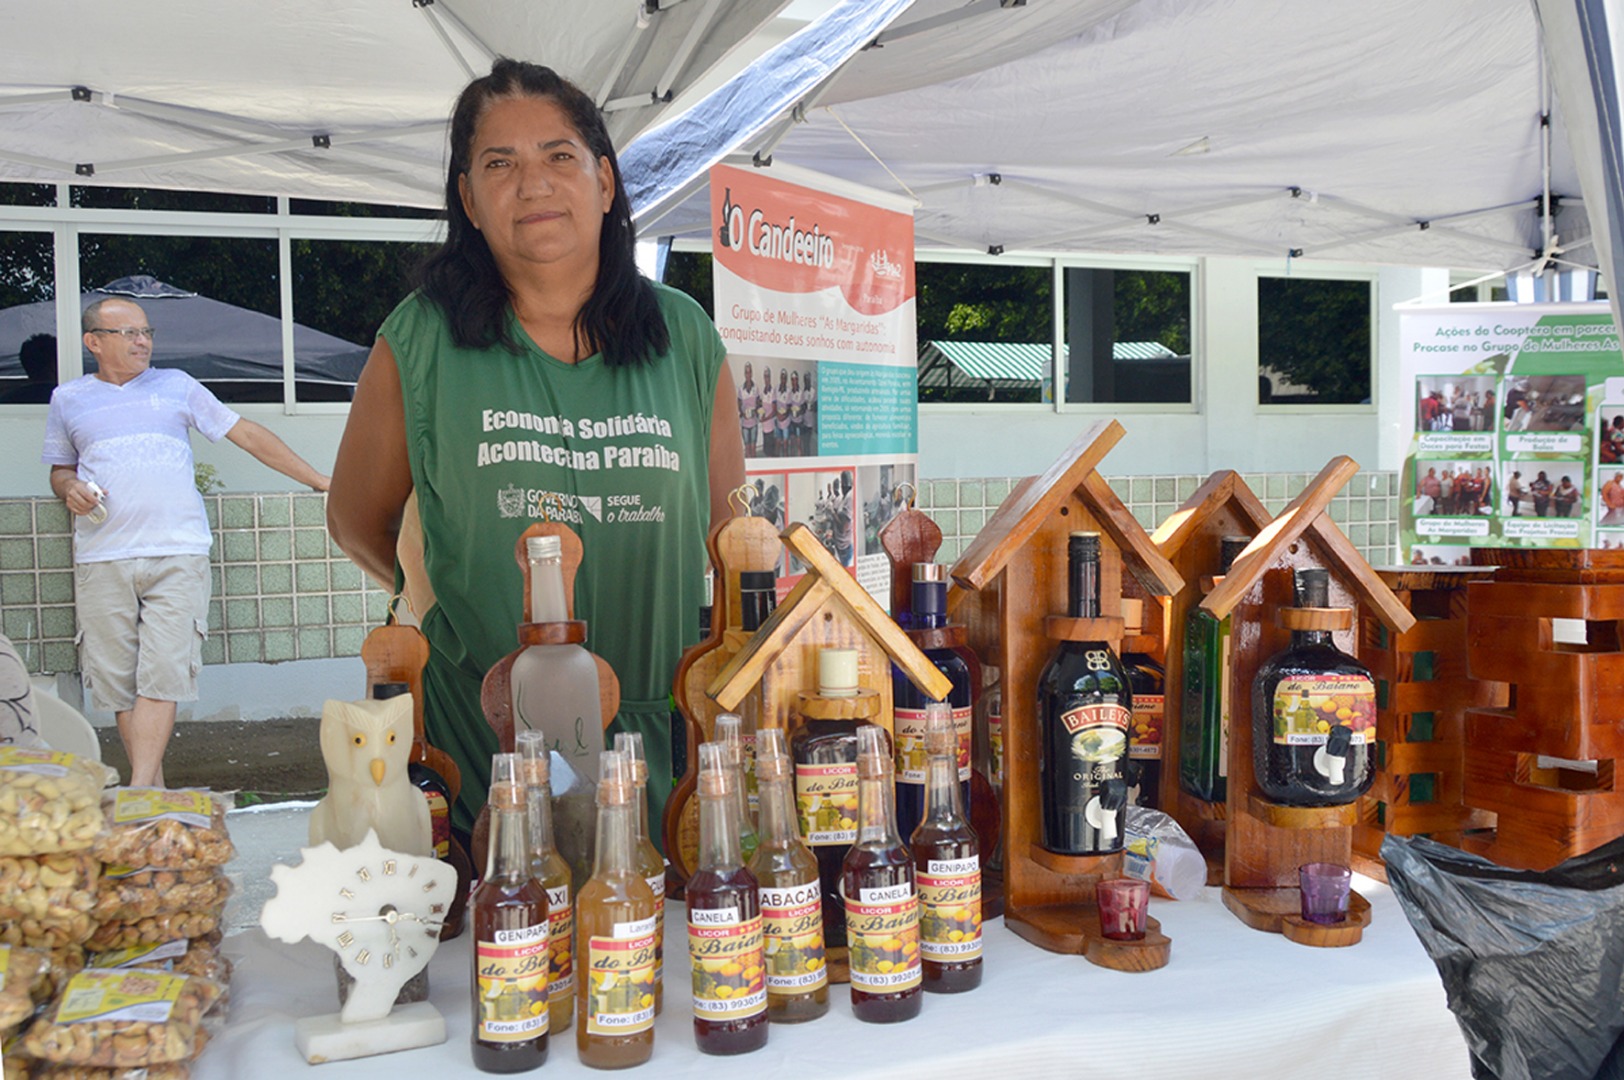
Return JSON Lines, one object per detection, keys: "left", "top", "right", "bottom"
{"left": 1351, "top": 568, "right": 1504, "bottom": 880}
{"left": 1460, "top": 548, "right": 1624, "bottom": 870}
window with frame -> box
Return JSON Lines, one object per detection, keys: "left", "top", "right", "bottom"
{"left": 0, "top": 228, "right": 56, "bottom": 404}
{"left": 1061, "top": 267, "right": 1192, "bottom": 404}
{"left": 916, "top": 261, "right": 1051, "bottom": 404}
{"left": 1256, "top": 276, "right": 1372, "bottom": 405}
{"left": 292, "top": 238, "right": 435, "bottom": 401}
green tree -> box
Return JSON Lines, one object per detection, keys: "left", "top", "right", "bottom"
{"left": 1257, "top": 277, "right": 1371, "bottom": 403}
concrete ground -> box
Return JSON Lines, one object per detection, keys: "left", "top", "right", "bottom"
{"left": 97, "top": 716, "right": 327, "bottom": 804}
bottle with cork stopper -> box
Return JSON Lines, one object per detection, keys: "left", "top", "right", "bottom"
{"left": 712, "top": 713, "right": 760, "bottom": 861}
{"left": 748, "top": 727, "right": 829, "bottom": 1022}
{"left": 912, "top": 700, "right": 982, "bottom": 993}
{"left": 789, "top": 647, "right": 884, "bottom": 953}
{"left": 842, "top": 725, "right": 922, "bottom": 1023}
{"left": 612, "top": 731, "right": 666, "bottom": 1016}
{"left": 515, "top": 730, "right": 574, "bottom": 1034}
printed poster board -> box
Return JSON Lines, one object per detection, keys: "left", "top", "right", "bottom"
{"left": 710, "top": 163, "right": 918, "bottom": 602}
{"left": 1398, "top": 302, "right": 1623, "bottom": 563}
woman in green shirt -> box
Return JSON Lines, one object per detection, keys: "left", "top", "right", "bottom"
{"left": 327, "top": 59, "right": 745, "bottom": 838}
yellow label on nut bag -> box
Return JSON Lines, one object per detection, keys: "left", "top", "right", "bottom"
{"left": 57, "top": 970, "right": 184, "bottom": 1024}
{"left": 111, "top": 788, "right": 213, "bottom": 827}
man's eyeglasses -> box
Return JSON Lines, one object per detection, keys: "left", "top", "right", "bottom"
{"left": 89, "top": 327, "right": 156, "bottom": 340}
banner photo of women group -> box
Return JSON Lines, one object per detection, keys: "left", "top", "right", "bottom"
{"left": 709, "top": 163, "right": 919, "bottom": 601}
{"left": 1398, "top": 302, "right": 1624, "bottom": 564}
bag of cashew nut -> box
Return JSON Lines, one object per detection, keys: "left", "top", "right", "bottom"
{"left": 0, "top": 750, "right": 107, "bottom": 857}
{"left": 18, "top": 968, "right": 224, "bottom": 1069}
{"left": 0, "top": 854, "right": 101, "bottom": 949}
{"left": 88, "top": 936, "right": 230, "bottom": 987}
{"left": 88, "top": 791, "right": 235, "bottom": 871}
{"left": 30, "top": 1064, "right": 194, "bottom": 1079}
{"left": 0, "top": 944, "right": 51, "bottom": 1038}
{"left": 91, "top": 867, "right": 232, "bottom": 926}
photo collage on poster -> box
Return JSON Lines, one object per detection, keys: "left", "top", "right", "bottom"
{"left": 1596, "top": 400, "right": 1624, "bottom": 548}
{"left": 1409, "top": 372, "right": 1591, "bottom": 559}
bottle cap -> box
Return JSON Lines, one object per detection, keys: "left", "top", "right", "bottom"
{"left": 489, "top": 752, "right": 523, "bottom": 810}
{"left": 911, "top": 563, "right": 946, "bottom": 584}
{"left": 924, "top": 700, "right": 956, "bottom": 757}
{"left": 1068, "top": 531, "right": 1101, "bottom": 559}
{"left": 697, "top": 742, "right": 732, "bottom": 798}
{"left": 856, "top": 725, "right": 890, "bottom": 779}
{"left": 714, "top": 713, "right": 743, "bottom": 767}
{"left": 613, "top": 731, "right": 649, "bottom": 785}
{"left": 597, "top": 749, "right": 631, "bottom": 805}
{"left": 818, "top": 648, "right": 860, "bottom": 697}
{"left": 515, "top": 730, "right": 549, "bottom": 788}
{"left": 1219, "top": 535, "right": 1250, "bottom": 571}
{"left": 1296, "top": 567, "right": 1331, "bottom": 607}
{"left": 1120, "top": 598, "right": 1143, "bottom": 633}
{"left": 739, "top": 571, "right": 778, "bottom": 631}
{"left": 739, "top": 570, "right": 777, "bottom": 590}
{"left": 911, "top": 563, "right": 948, "bottom": 621}
{"left": 755, "top": 727, "right": 791, "bottom": 784}
{"left": 371, "top": 681, "right": 411, "bottom": 701}
{"left": 526, "top": 534, "right": 563, "bottom": 561}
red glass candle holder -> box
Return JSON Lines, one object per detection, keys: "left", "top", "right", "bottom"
{"left": 1096, "top": 877, "right": 1149, "bottom": 941}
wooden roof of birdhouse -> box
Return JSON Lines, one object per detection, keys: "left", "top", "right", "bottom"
{"left": 707, "top": 522, "right": 954, "bottom": 710}
{"left": 1201, "top": 456, "right": 1416, "bottom": 633}
{"left": 1151, "top": 470, "right": 1274, "bottom": 557}
{"left": 949, "top": 419, "right": 1184, "bottom": 597}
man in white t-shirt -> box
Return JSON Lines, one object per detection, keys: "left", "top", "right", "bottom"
{"left": 42, "top": 297, "right": 330, "bottom": 787}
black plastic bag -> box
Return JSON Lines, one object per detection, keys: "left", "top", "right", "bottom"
{"left": 1382, "top": 833, "right": 1624, "bottom": 1080}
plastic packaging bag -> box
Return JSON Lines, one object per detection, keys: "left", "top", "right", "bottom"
{"left": 0, "top": 945, "right": 50, "bottom": 1036}
{"left": 1123, "top": 806, "right": 1207, "bottom": 901}
{"left": 92, "top": 869, "right": 231, "bottom": 925}
{"left": 0, "top": 855, "right": 100, "bottom": 948}
{"left": 1382, "top": 832, "right": 1624, "bottom": 1080}
{"left": 19, "top": 969, "right": 223, "bottom": 1069}
{"left": 0, "top": 750, "right": 106, "bottom": 857}
{"left": 89, "top": 791, "right": 234, "bottom": 870}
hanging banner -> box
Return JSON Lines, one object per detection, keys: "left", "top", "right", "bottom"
{"left": 710, "top": 163, "right": 918, "bottom": 601}
{"left": 1397, "top": 302, "right": 1623, "bottom": 563}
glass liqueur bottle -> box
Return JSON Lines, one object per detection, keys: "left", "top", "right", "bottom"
{"left": 911, "top": 701, "right": 982, "bottom": 994}
{"left": 613, "top": 731, "right": 665, "bottom": 1015}
{"left": 471, "top": 754, "right": 549, "bottom": 1073}
{"left": 511, "top": 533, "right": 601, "bottom": 891}
{"left": 576, "top": 750, "right": 657, "bottom": 1068}
{"left": 1120, "top": 600, "right": 1167, "bottom": 809}
{"left": 1038, "top": 531, "right": 1131, "bottom": 856}
{"left": 843, "top": 725, "right": 923, "bottom": 1023}
{"left": 686, "top": 743, "right": 769, "bottom": 1055}
{"left": 1253, "top": 567, "right": 1377, "bottom": 806}
{"left": 516, "top": 730, "right": 574, "bottom": 1034}
{"left": 712, "top": 713, "right": 761, "bottom": 862}
{"left": 1179, "top": 535, "right": 1249, "bottom": 804}
{"left": 747, "top": 727, "right": 830, "bottom": 1022}
{"left": 736, "top": 569, "right": 778, "bottom": 819}
{"left": 892, "top": 562, "right": 973, "bottom": 844}
{"left": 790, "top": 647, "right": 877, "bottom": 951}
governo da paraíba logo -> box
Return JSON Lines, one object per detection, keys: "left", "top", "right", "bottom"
{"left": 717, "top": 187, "right": 836, "bottom": 270}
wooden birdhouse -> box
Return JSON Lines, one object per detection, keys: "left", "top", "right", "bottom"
{"left": 1150, "top": 471, "right": 1273, "bottom": 876}
{"left": 1199, "top": 458, "right": 1413, "bottom": 947}
{"left": 708, "top": 522, "right": 953, "bottom": 731}
{"left": 949, "top": 419, "right": 1184, "bottom": 970}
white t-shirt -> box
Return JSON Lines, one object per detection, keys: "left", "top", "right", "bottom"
{"left": 41, "top": 367, "right": 240, "bottom": 563}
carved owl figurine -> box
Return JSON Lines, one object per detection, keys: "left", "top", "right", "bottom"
{"left": 309, "top": 695, "right": 431, "bottom": 857}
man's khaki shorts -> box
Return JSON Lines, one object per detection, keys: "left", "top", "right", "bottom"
{"left": 75, "top": 555, "right": 210, "bottom": 712}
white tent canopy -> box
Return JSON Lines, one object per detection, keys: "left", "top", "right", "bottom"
{"left": 633, "top": 0, "right": 1602, "bottom": 281}
{"left": 0, "top": 0, "right": 792, "bottom": 207}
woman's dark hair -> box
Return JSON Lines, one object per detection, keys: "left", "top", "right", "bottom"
{"left": 417, "top": 58, "right": 668, "bottom": 367}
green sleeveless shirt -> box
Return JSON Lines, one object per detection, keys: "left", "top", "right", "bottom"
{"left": 381, "top": 283, "right": 723, "bottom": 837}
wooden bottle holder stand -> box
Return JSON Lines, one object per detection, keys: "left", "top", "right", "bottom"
{"left": 950, "top": 420, "right": 1184, "bottom": 972}
{"left": 1200, "top": 458, "right": 1413, "bottom": 948}
{"left": 473, "top": 523, "right": 621, "bottom": 872}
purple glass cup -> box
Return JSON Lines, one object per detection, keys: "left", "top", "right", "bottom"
{"left": 1096, "top": 878, "right": 1150, "bottom": 941}
{"left": 1299, "top": 862, "right": 1353, "bottom": 924}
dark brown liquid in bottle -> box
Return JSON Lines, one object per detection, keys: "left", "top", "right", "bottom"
{"left": 842, "top": 846, "right": 922, "bottom": 1023}
{"left": 913, "top": 832, "right": 982, "bottom": 993}
{"left": 471, "top": 880, "right": 549, "bottom": 1072}
{"left": 687, "top": 866, "right": 769, "bottom": 1055}
{"left": 791, "top": 718, "right": 867, "bottom": 949}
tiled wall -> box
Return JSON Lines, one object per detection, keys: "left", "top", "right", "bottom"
{"left": 0, "top": 473, "right": 1399, "bottom": 676}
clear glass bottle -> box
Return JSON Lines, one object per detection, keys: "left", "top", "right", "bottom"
{"left": 912, "top": 702, "right": 982, "bottom": 993}
{"left": 713, "top": 713, "right": 760, "bottom": 862}
{"left": 1037, "top": 532, "right": 1131, "bottom": 855}
{"left": 1179, "top": 535, "right": 1249, "bottom": 804}
{"left": 516, "top": 731, "right": 574, "bottom": 1034}
{"left": 471, "top": 754, "right": 549, "bottom": 1073}
{"left": 892, "top": 563, "right": 973, "bottom": 844}
{"left": 612, "top": 731, "right": 665, "bottom": 1016}
{"left": 510, "top": 534, "right": 602, "bottom": 889}
{"left": 687, "top": 743, "right": 769, "bottom": 1055}
{"left": 747, "top": 728, "right": 829, "bottom": 1022}
{"left": 843, "top": 725, "right": 922, "bottom": 1023}
{"left": 789, "top": 648, "right": 877, "bottom": 951}
{"left": 1253, "top": 568, "right": 1377, "bottom": 806}
{"left": 576, "top": 750, "right": 656, "bottom": 1068}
